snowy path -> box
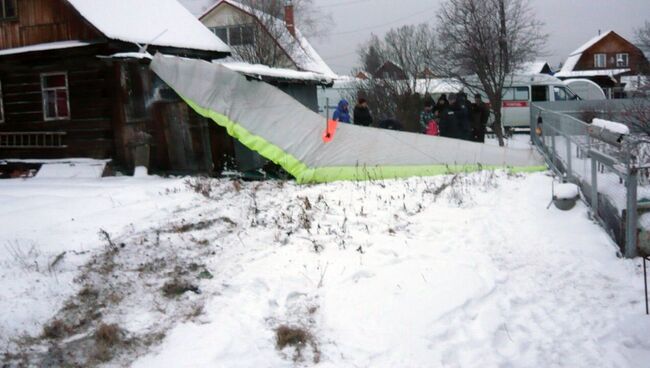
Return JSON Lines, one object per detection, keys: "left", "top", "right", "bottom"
{"left": 127, "top": 173, "right": 649, "bottom": 368}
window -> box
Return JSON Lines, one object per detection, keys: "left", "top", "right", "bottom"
{"left": 0, "top": 81, "right": 4, "bottom": 123}
{"left": 210, "top": 25, "right": 254, "bottom": 46}
{"left": 41, "top": 73, "right": 70, "bottom": 121}
{"left": 1, "top": 0, "right": 17, "bottom": 20}
{"left": 594, "top": 53, "right": 607, "bottom": 68}
{"left": 616, "top": 53, "right": 629, "bottom": 67}
{"left": 503, "top": 87, "right": 530, "bottom": 101}
{"left": 531, "top": 85, "right": 549, "bottom": 102}
{"left": 553, "top": 86, "right": 579, "bottom": 101}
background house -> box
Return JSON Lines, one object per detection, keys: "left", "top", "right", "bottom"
{"left": 0, "top": 0, "right": 231, "bottom": 175}
{"left": 555, "top": 30, "right": 649, "bottom": 98}
{"left": 373, "top": 61, "right": 408, "bottom": 80}
{"left": 184, "top": 0, "right": 336, "bottom": 117}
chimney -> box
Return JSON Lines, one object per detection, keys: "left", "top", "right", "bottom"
{"left": 285, "top": 0, "right": 296, "bottom": 37}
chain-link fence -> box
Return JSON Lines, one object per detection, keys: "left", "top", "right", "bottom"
{"left": 530, "top": 103, "right": 650, "bottom": 258}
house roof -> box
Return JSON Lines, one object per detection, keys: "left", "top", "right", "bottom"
{"left": 65, "top": 0, "right": 230, "bottom": 53}
{"left": 0, "top": 40, "right": 95, "bottom": 56}
{"left": 556, "top": 30, "right": 640, "bottom": 78}
{"left": 215, "top": 61, "right": 333, "bottom": 85}
{"left": 556, "top": 32, "right": 614, "bottom": 77}
{"left": 569, "top": 30, "right": 613, "bottom": 56}
{"left": 195, "top": 0, "right": 336, "bottom": 78}
{"left": 515, "top": 61, "right": 551, "bottom": 75}
{"left": 556, "top": 68, "right": 631, "bottom": 78}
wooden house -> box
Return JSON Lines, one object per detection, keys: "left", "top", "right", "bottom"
{"left": 373, "top": 61, "right": 408, "bottom": 80}
{"left": 556, "top": 30, "right": 649, "bottom": 98}
{"left": 181, "top": 0, "right": 336, "bottom": 114}
{"left": 0, "top": 0, "right": 233, "bottom": 175}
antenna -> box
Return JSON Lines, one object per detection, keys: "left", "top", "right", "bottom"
{"left": 136, "top": 29, "right": 169, "bottom": 54}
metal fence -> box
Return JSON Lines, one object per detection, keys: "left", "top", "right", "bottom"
{"left": 530, "top": 102, "right": 650, "bottom": 258}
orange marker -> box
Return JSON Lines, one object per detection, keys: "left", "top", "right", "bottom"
{"left": 322, "top": 119, "right": 338, "bottom": 143}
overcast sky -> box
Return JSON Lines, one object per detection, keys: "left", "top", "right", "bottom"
{"left": 309, "top": 0, "right": 650, "bottom": 75}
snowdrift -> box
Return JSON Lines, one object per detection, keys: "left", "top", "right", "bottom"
{"left": 150, "top": 54, "right": 545, "bottom": 183}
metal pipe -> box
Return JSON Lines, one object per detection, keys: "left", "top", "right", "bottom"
{"left": 626, "top": 167, "right": 638, "bottom": 258}
{"left": 591, "top": 156, "right": 599, "bottom": 218}
{"left": 643, "top": 257, "right": 650, "bottom": 315}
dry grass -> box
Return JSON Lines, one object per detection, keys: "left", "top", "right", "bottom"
{"left": 42, "top": 320, "right": 71, "bottom": 339}
{"left": 276, "top": 325, "right": 310, "bottom": 350}
{"left": 91, "top": 323, "right": 122, "bottom": 363}
{"left": 275, "top": 325, "right": 320, "bottom": 363}
{"left": 95, "top": 323, "right": 121, "bottom": 346}
{"left": 162, "top": 279, "right": 200, "bottom": 298}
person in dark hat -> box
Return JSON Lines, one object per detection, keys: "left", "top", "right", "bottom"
{"left": 353, "top": 97, "right": 373, "bottom": 127}
{"left": 453, "top": 92, "right": 473, "bottom": 141}
{"left": 437, "top": 94, "right": 456, "bottom": 138}
{"left": 471, "top": 93, "right": 490, "bottom": 143}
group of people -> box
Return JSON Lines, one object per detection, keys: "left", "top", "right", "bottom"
{"left": 330, "top": 93, "right": 489, "bottom": 143}
{"left": 420, "top": 92, "right": 490, "bottom": 143}
{"left": 333, "top": 98, "right": 404, "bottom": 131}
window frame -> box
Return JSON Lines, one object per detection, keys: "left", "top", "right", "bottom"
{"left": 503, "top": 86, "right": 530, "bottom": 101}
{"left": 531, "top": 85, "right": 549, "bottom": 102}
{"left": 0, "top": 0, "right": 18, "bottom": 21}
{"left": 210, "top": 24, "right": 255, "bottom": 46}
{"left": 594, "top": 53, "right": 607, "bottom": 68}
{"left": 0, "top": 80, "right": 4, "bottom": 123}
{"left": 616, "top": 53, "right": 629, "bottom": 68}
{"left": 40, "top": 72, "right": 71, "bottom": 121}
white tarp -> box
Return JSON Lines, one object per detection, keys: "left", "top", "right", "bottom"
{"left": 150, "top": 54, "right": 544, "bottom": 182}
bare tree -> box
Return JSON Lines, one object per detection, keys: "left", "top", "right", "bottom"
{"left": 352, "top": 24, "right": 438, "bottom": 131}
{"left": 435, "top": 0, "right": 547, "bottom": 146}
{"left": 383, "top": 24, "right": 438, "bottom": 93}
{"left": 634, "top": 21, "right": 650, "bottom": 94}
{"left": 638, "top": 21, "right": 650, "bottom": 51}
{"left": 358, "top": 34, "right": 384, "bottom": 76}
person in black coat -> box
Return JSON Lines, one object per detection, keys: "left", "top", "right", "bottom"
{"left": 471, "top": 94, "right": 490, "bottom": 143}
{"left": 436, "top": 96, "right": 456, "bottom": 138}
{"left": 451, "top": 92, "right": 473, "bottom": 141}
{"left": 353, "top": 98, "right": 373, "bottom": 127}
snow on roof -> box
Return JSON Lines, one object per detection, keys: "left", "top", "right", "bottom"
{"left": 569, "top": 31, "right": 613, "bottom": 56}
{"left": 415, "top": 78, "right": 463, "bottom": 94}
{"left": 557, "top": 54, "right": 582, "bottom": 77}
{"left": 0, "top": 40, "right": 93, "bottom": 56}
{"left": 201, "top": 0, "right": 337, "bottom": 78}
{"left": 556, "top": 68, "right": 630, "bottom": 78}
{"left": 104, "top": 52, "right": 154, "bottom": 60}
{"left": 215, "top": 61, "right": 333, "bottom": 84}
{"left": 65, "top": 0, "right": 230, "bottom": 53}
{"left": 515, "top": 61, "right": 550, "bottom": 75}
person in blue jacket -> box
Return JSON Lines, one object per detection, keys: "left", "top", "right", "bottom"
{"left": 332, "top": 99, "right": 351, "bottom": 123}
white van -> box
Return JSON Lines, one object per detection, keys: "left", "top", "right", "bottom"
{"left": 496, "top": 74, "right": 580, "bottom": 128}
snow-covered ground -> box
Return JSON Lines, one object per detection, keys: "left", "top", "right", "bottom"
{"left": 2, "top": 170, "right": 650, "bottom": 367}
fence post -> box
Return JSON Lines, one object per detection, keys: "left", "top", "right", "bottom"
{"left": 551, "top": 134, "right": 556, "bottom": 169}
{"left": 626, "top": 168, "right": 638, "bottom": 258}
{"left": 566, "top": 137, "right": 572, "bottom": 180}
{"left": 591, "top": 156, "right": 598, "bottom": 218}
